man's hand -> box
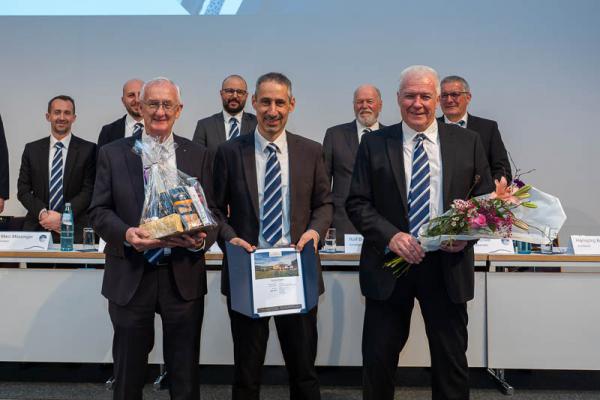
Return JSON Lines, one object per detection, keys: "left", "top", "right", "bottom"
{"left": 163, "top": 232, "right": 207, "bottom": 249}
{"left": 389, "top": 232, "right": 425, "bottom": 264}
{"left": 295, "top": 229, "right": 319, "bottom": 252}
{"left": 39, "top": 210, "right": 62, "bottom": 233}
{"left": 440, "top": 240, "right": 468, "bottom": 253}
{"left": 230, "top": 237, "right": 256, "bottom": 253}
{"left": 125, "top": 227, "right": 163, "bottom": 252}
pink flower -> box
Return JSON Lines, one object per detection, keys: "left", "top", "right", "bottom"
{"left": 489, "top": 177, "right": 520, "bottom": 205}
{"left": 469, "top": 214, "right": 487, "bottom": 229}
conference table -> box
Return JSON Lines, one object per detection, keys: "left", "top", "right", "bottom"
{"left": 1, "top": 248, "right": 599, "bottom": 394}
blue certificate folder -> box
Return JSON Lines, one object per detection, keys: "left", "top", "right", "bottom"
{"left": 226, "top": 240, "right": 319, "bottom": 318}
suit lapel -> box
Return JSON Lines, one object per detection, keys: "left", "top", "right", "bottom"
{"left": 438, "top": 123, "right": 455, "bottom": 211}
{"left": 124, "top": 135, "right": 145, "bottom": 211}
{"left": 287, "top": 133, "right": 302, "bottom": 229}
{"left": 62, "top": 136, "right": 79, "bottom": 196}
{"left": 385, "top": 124, "right": 408, "bottom": 211}
{"left": 215, "top": 112, "right": 226, "bottom": 142}
{"left": 241, "top": 133, "right": 259, "bottom": 220}
{"left": 39, "top": 138, "right": 51, "bottom": 202}
{"left": 174, "top": 134, "right": 190, "bottom": 172}
{"left": 345, "top": 121, "right": 359, "bottom": 156}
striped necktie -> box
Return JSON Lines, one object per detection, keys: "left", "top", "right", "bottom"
{"left": 262, "top": 143, "right": 283, "bottom": 246}
{"left": 408, "top": 134, "right": 430, "bottom": 237}
{"left": 133, "top": 122, "right": 144, "bottom": 136}
{"left": 49, "top": 142, "right": 65, "bottom": 211}
{"left": 228, "top": 118, "right": 240, "bottom": 140}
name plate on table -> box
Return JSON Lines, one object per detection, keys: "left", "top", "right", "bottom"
{"left": 474, "top": 238, "right": 514, "bottom": 254}
{"left": 0, "top": 231, "right": 52, "bottom": 250}
{"left": 344, "top": 234, "right": 364, "bottom": 254}
{"left": 571, "top": 235, "right": 600, "bottom": 255}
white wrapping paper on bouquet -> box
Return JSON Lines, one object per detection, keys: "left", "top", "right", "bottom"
{"left": 133, "top": 137, "right": 217, "bottom": 239}
{"left": 418, "top": 187, "right": 567, "bottom": 252}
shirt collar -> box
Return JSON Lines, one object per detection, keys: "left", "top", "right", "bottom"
{"left": 125, "top": 114, "right": 144, "bottom": 131}
{"left": 356, "top": 119, "right": 380, "bottom": 133}
{"left": 254, "top": 127, "right": 288, "bottom": 155}
{"left": 444, "top": 113, "right": 468, "bottom": 127}
{"left": 50, "top": 133, "right": 72, "bottom": 150}
{"left": 402, "top": 120, "right": 439, "bottom": 145}
{"left": 223, "top": 110, "right": 243, "bottom": 124}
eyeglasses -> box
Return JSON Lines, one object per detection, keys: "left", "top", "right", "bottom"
{"left": 143, "top": 101, "right": 179, "bottom": 111}
{"left": 441, "top": 91, "right": 469, "bottom": 100}
{"left": 221, "top": 88, "right": 248, "bottom": 96}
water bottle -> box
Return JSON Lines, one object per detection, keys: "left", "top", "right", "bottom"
{"left": 60, "top": 202, "right": 74, "bottom": 252}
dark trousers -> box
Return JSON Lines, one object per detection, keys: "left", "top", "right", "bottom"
{"left": 362, "top": 254, "right": 469, "bottom": 400}
{"left": 227, "top": 302, "right": 321, "bottom": 400}
{"left": 108, "top": 264, "right": 204, "bottom": 400}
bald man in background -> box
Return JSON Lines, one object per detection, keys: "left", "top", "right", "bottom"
{"left": 322, "top": 84, "right": 385, "bottom": 245}
{"left": 97, "top": 78, "right": 145, "bottom": 149}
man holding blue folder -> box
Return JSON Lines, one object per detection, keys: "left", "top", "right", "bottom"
{"left": 213, "top": 72, "right": 332, "bottom": 400}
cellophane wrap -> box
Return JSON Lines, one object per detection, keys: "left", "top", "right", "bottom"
{"left": 133, "top": 136, "right": 217, "bottom": 239}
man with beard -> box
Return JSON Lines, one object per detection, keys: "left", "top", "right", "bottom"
{"left": 322, "top": 84, "right": 385, "bottom": 245}
{"left": 192, "top": 74, "right": 257, "bottom": 152}
{"left": 17, "top": 95, "right": 96, "bottom": 243}
{"left": 97, "top": 78, "right": 145, "bottom": 149}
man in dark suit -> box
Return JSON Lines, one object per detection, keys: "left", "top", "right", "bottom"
{"left": 322, "top": 84, "right": 385, "bottom": 245}
{"left": 192, "top": 74, "right": 257, "bottom": 152}
{"left": 213, "top": 72, "right": 332, "bottom": 400}
{"left": 97, "top": 78, "right": 145, "bottom": 149}
{"left": 17, "top": 95, "right": 96, "bottom": 243}
{"left": 0, "top": 114, "right": 9, "bottom": 213}
{"left": 90, "top": 78, "right": 217, "bottom": 400}
{"left": 346, "top": 66, "right": 493, "bottom": 400}
{"left": 438, "top": 75, "right": 511, "bottom": 181}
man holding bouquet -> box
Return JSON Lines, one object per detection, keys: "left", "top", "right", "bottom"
{"left": 213, "top": 72, "right": 332, "bottom": 400}
{"left": 346, "top": 65, "right": 493, "bottom": 400}
{"left": 90, "top": 77, "right": 217, "bottom": 400}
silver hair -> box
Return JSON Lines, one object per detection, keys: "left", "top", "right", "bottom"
{"left": 398, "top": 65, "right": 441, "bottom": 95}
{"left": 353, "top": 84, "right": 382, "bottom": 101}
{"left": 255, "top": 72, "right": 293, "bottom": 100}
{"left": 140, "top": 77, "right": 182, "bottom": 104}
{"left": 440, "top": 75, "right": 471, "bottom": 93}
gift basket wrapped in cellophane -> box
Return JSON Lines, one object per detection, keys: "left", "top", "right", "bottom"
{"left": 133, "top": 137, "right": 217, "bottom": 239}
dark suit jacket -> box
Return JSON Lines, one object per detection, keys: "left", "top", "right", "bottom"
{"left": 213, "top": 131, "right": 333, "bottom": 296}
{"left": 0, "top": 114, "right": 8, "bottom": 199}
{"left": 322, "top": 120, "right": 385, "bottom": 243}
{"left": 89, "top": 134, "right": 218, "bottom": 306}
{"left": 437, "top": 114, "right": 511, "bottom": 181}
{"left": 192, "top": 111, "right": 257, "bottom": 151}
{"left": 97, "top": 115, "right": 126, "bottom": 150}
{"left": 346, "top": 122, "right": 493, "bottom": 304}
{"left": 17, "top": 135, "right": 96, "bottom": 241}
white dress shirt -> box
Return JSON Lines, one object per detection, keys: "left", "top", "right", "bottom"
{"left": 255, "top": 129, "right": 291, "bottom": 248}
{"left": 402, "top": 121, "right": 444, "bottom": 220}
{"left": 223, "top": 110, "right": 243, "bottom": 140}
{"left": 444, "top": 113, "right": 468, "bottom": 128}
{"left": 356, "top": 120, "right": 380, "bottom": 142}
{"left": 125, "top": 114, "right": 144, "bottom": 138}
{"left": 48, "top": 133, "right": 71, "bottom": 183}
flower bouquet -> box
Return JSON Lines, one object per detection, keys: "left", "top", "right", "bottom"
{"left": 385, "top": 174, "right": 567, "bottom": 276}
{"left": 134, "top": 136, "right": 217, "bottom": 239}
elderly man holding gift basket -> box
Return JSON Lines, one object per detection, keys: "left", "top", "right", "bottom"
{"left": 90, "top": 77, "right": 219, "bottom": 400}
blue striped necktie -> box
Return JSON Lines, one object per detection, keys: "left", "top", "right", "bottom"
{"left": 262, "top": 143, "right": 283, "bottom": 246}
{"left": 49, "top": 142, "right": 65, "bottom": 211}
{"left": 408, "top": 134, "right": 431, "bottom": 237}
{"left": 133, "top": 122, "right": 144, "bottom": 136}
{"left": 228, "top": 118, "right": 240, "bottom": 140}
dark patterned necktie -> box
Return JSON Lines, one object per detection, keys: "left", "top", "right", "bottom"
{"left": 408, "top": 134, "right": 430, "bottom": 237}
{"left": 262, "top": 143, "right": 283, "bottom": 246}
{"left": 49, "top": 142, "right": 65, "bottom": 211}
{"left": 228, "top": 118, "right": 240, "bottom": 140}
